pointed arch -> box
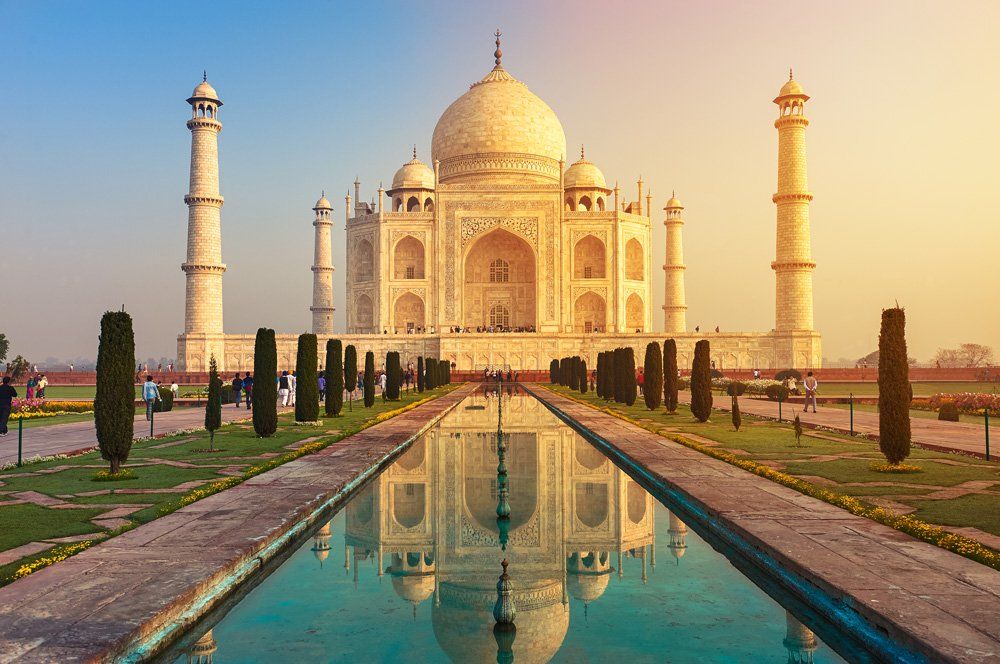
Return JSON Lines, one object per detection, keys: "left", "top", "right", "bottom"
{"left": 355, "top": 293, "right": 373, "bottom": 331}
{"left": 626, "top": 293, "right": 644, "bottom": 331}
{"left": 393, "top": 292, "right": 425, "bottom": 333}
{"left": 574, "top": 291, "right": 606, "bottom": 333}
{"left": 574, "top": 234, "right": 606, "bottom": 279}
{"left": 393, "top": 235, "right": 425, "bottom": 279}
{"left": 356, "top": 239, "right": 374, "bottom": 282}
{"left": 625, "top": 238, "right": 644, "bottom": 280}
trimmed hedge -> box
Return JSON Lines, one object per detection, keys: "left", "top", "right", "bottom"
{"left": 663, "top": 339, "right": 678, "bottom": 413}
{"left": 95, "top": 310, "right": 136, "bottom": 474}
{"left": 643, "top": 342, "right": 662, "bottom": 410}
{"left": 252, "top": 328, "right": 278, "bottom": 437}
{"left": 690, "top": 339, "right": 712, "bottom": 422}
{"left": 295, "top": 333, "right": 319, "bottom": 422}
{"left": 385, "top": 351, "right": 401, "bottom": 400}
{"left": 344, "top": 345, "right": 358, "bottom": 411}
{"left": 363, "top": 351, "right": 375, "bottom": 408}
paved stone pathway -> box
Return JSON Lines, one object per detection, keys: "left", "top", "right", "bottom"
{"left": 677, "top": 390, "right": 995, "bottom": 458}
{"left": 0, "top": 384, "right": 473, "bottom": 663}
{"left": 0, "top": 404, "right": 283, "bottom": 466}
{"left": 529, "top": 386, "right": 1000, "bottom": 663}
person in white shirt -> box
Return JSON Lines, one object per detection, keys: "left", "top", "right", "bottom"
{"left": 803, "top": 372, "right": 818, "bottom": 413}
{"left": 288, "top": 371, "right": 297, "bottom": 406}
{"left": 170, "top": 381, "right": 179, "bottom": 399}
{"left": 278, "top": 372, "right": 291, "bottom": 406}
{"left": 378, "top": 371, "right": 387, "bottom": 394}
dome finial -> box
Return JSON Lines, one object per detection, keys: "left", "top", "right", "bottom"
{"left": 412, "top": 144, "right": 417, "bottom": 160}
{"left": 494, "top": 28, "right": 503, "bottom": 67}
{"left": 580, "top": 144, "right": 585, "bottom": 160}
{"left": 203, "top": 70, "right": 207, "bottom": 82}
{"left": 789, "top": 68, "right": 794, "bottom": 81}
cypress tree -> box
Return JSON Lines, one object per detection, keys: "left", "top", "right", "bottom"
{"left": 94, "top": 309, "right": 136, "bottom": 475}
{"left": 205, "top": 355, "right": 222, "bottom": 450}
{"left": 878, "top": 307, "right": 911, "bottom": 465}
{"left": 385, "top": 351, "right": 401, "bottom": 400}
{"left": 568, "top": 356, "right": 580, "bottom": 390}
{"left": 363, "top": 351, "right": 376, "bottom": 407}
{"left": 295, "top": 333, "right": 319, "bottom": 422}
{"left": 549, "top": 359, "right": 559, "bottom": 383}
{"left": 690, "top": 339, "right": 713, "bottom": 422}
{"left": 603, "top": 350, "right": 615, "bottom": 401}
{"left": 326, "top": 339, "right": 343, "bottom": 417}
{"left": 595, "top": 353, "right": 604, "bottom": 398}
{"left": 643, "top": 342, "right": 663, "bottom": 410}
{"left": 425, "top": 357, "right": 436, "bottom": 390}
{"left": 439, "top": 360, "right": 447, "bottom": 386}
{"left": 344, "top": 344, "right": 358, "bottom": 411}
{"left": 731, "top": 395, "right": 742, "bottom": 432}
{"left": 663, "top": 339, "right": 679, "bottom": 413}
{"left": 620, "top": 347, "right": 637, "bottom": 406}
{"left": 252, "top": 328, "right": 278, "bottom": 437}
{"left": 417, "top": 356, "right": 425, "bottom": 392}
{"left": 579, "top": 359, "right": 588, "bottom": 394}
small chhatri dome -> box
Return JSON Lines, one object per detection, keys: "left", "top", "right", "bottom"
{"left": 563, "top": 146, "right": 608, "bottom": 190}
{"left": 777, "top": 69, "right": 807, "bottom": 99}
{"left": 189, "top": 72, "right": 221, "bottom": 103}
{"left": 314, "top": 191, "right": 332, "bottom": 210}
{"left": 391, "top": 148, "right": 435, "bottom": 190}
{"left": 665, "top": 191, "right": 683, "bottom": 209}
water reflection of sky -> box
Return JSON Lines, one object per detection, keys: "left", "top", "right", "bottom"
{"left": 175, "top": 390, "right": 845, "bottom": 663}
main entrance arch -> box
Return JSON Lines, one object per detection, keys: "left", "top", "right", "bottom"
{"left": 463, "top": 228, "right": 536, "bottom": 329}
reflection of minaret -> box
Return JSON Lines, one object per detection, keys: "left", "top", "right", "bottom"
{"left": 667, "top": 511, "right": 688, "bottom": 563}
{"left": 783, "top": 611, "right": 818, "bottom": 663}
{"left": 186, "top": 629, "right": 217, "bottom": 664}
{"left": 311, "top": 522, "right": 331, "bottom": 567}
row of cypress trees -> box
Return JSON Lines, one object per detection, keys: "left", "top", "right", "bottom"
{"left": 592, "top": 347, "right": 638, "bottom": 406}
{"left": 552, "top": 356, "right": 588, "bottom": 394}
{"left": 590, "top": 340, "right": 702, "bottom": 418}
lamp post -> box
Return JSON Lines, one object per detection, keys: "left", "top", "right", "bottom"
{"left": 849, "top": 393, "right": 854, "bottom": 436}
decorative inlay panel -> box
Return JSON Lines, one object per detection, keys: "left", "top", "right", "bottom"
{"left": 460, "top": 217, "right": 537, "bottom": 248}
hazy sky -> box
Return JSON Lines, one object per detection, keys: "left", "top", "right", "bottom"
{"left": 2, "top": 0, "right": 997, "bottom": 365}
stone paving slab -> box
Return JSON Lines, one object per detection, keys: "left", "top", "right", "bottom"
{"left": 0, "top": 385, "right": 472, "bottom": 663}
{"left": 530, "top": 386, "right": 1000, "bottom": 663}
{"left": 0, "top": 543, "right": 52, "bottom": 567}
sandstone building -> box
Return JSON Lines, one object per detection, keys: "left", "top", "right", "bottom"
{"left": 177, "top": 38, "right": 821, "bottom": 372}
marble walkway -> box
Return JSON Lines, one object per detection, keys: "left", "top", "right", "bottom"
{"left": 529, "top": 386, "right": 1000, "bottom": 663}
{"left": 0, "top": 384, "right": 473, "bottom": 663}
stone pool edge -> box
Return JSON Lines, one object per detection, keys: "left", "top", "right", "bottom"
{"left": 0, "top": 384, "right": 474, "bottom": 664}
{"left": 523, "top": 383, "right": 1000, "bottom": 664}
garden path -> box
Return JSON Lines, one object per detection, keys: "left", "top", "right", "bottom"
{"left": 677, "top": 390, "right": 994, "bottom": 458}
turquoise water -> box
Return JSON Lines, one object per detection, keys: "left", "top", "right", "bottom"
{"left": 166, "top": 389, "right": 849, "bottom": 663}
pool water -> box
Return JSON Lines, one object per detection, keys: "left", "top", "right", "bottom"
{"left": 166, "top": 388, "right": 848, "bottom": 663}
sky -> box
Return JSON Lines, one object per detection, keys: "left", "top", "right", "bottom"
{"left": 1, "top": 0, "right": 998, "bottom": 366}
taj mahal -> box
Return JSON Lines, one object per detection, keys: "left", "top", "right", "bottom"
{"left": 177, "top": 34, "right": 821, "bottom": 372}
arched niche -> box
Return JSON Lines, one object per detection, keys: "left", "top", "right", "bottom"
{"left": 392, "top": 483, "right": 426, "bottom": 528}
{"left": 463, "top": 228, "right": 536, "bottom": 329}
{"left": 356, "top": 239, "right": 374, "bottom": 282}
{"left": 625, "top": 238, "right": 644, "bottom": 280}
{"left": 393, "top": 292, "right": 425, "bottom": 333}
{"left": 574, "top": 235, "right": 606, "bottom": 279}
{"left": 355, "top": 293, "right": 374, "bottom": 331}
{"left": 626, "top": 293, "right": 644, "bottom": 332}
{"left": 393, "top": 236, "right": 425, "bottom": 279}
{"left": 574, "top": 291, "right": 606, "bottom": 333}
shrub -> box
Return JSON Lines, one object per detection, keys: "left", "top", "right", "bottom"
{"left": 252, "top": 328, "right": 278, "bottom": 437}
{"left": 878, "top": 307, "right": 911, "bottom": 465}
{"left": 205, "top": 355, "right": 222, "bottom": 450}
{"left": 295, "top": 333, "right": 319, "bottom": 422}
{"left": 774, "top": 369, "right": 802, "bottom": 382}
{"left": 344, "top": 345, "right": 358, "bottom": 411}
{"left": 549, "top": 359, "right": 559, "bottom": 384}
{"left": 363, "top": 352, "right": 375, "bottom": 407}
{"left": 154, "top": 387, "right": 173, "bottom": 413}
{"left": 417, "top": 356, "right": 425, "bottom": 392}
{"left": 690, "top": 340, "right": 712, "bottom": 422}
{"left": 326, "top": 339, "right": 343, "bottom": 417}
{"left": 710, "top": 369, "right": 724, "bottom": 379}
{"left": 938, "top": 400, "right": 960, "bottom": 422}
{"left": 726, "top": 381, "right": 747, "bottom": 397}
{"left": 765, "top": 384, "right": 790, "bottom": 402}
{"left": 929, "top": 392, "right": 998, "bottom": 416}
{"left": 731, "top": 395, "right": 742, "bottom": 431}
{"left": 643, "top": 342, "right": 663, "bottom": 410}
{"left": 385, "top": 351, "right": 401, "bottom": 400}
{"left": 663, "top": 339, "right": 678, "bottom": 413}
{"left": 579, "top": 359, "right": 588, "bottom": 394}
{"left": 94, "top": 310, "right": 136, "bottom": 475}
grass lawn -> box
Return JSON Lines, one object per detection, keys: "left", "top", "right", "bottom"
{"left": 815, "top": 381, "right": 999, "bottom": 396}
{"left": 546, "top": 385, "right": 1000, "bottom": 539}
{"left": 40, "top": 385, "right": 207, "bottom": 400}
{"left": 823, "top": 401, "right": 990, "bottom": 426}
{"left": 13, "top": 412, "right": 96, "bottom": 430}
{"left": 0, "top": 385, "right": 455, "bottom": 583}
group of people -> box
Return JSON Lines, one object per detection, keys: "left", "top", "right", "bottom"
{"left": 450, "top": 325, "right": 537, "bottom": 334}
{"left": 23, "top": 373, "right": 48, "bottom": 399}
{"left": 483, "top": 368, "right": 519, "bottom": 382}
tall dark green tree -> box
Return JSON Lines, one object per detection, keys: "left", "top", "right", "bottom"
{"left": 94, "top": 310, "right": 136, "bottom": 475}
{"left": 878, "top": 307, "right": 912, "bottom": 465}
{"left": 578, "top": 359, "right": 588, "bottom": 394}
{"left": 363, "top": 351, "right": 376, "bottom": 407}
{"left": 344, "top": 344, "right": 358, "bottom": 411}
{"left": 295, "top": 333, "right": 319, "bottom": 422}
{"left": 205, "top": 355, "right": 222, "bottom": 450}
{"left": 425, "top": 358, "right": 436, "bottom": 389}
{"left": 252, "top": 328, "right": 278, "bottom": 437}
{"left": 595, "top": 353, "right": 604, "bottom": 398}
{"left": 549, "top": 359, "right": 559, "bottom": 383}
{"left": 326, "top": 339, "right": 343, "bottom": 417}
{"left": 385, "top": 351, "right": 401, "bottom": 400}
{"left": 602, "top": 350, "right": 615, "bottom": 401}
{"left": 643, "top": 342, "right": 663, "bottom": 410}
{"left": 690, "top": 339, "right": 713, "bottom": 422}
{"left": 417, "top": 356, "right": 425, "bottom": 392}
{"left": 663, "top": 339, "right": 679, "bottom": 413}
{"left": 568, "top": 356, "right": 580, "bottom": 390}
{"left": 613, "top": 347, "right": 637, "bottom": 406}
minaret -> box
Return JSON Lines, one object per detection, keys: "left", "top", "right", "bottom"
{"left": 311, "top": 193, "right": 335, "bottom": 334}
{"left": 772, "top": 70, "right": 815, "bottom": 332}
{"left": 182, "top": 74, "right": 226, "bottom": 337}
{"left": 662, "top": 192, "right": 687, "bottom": 334}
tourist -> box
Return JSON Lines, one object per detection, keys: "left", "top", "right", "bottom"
{"left": 25, "top": 375, "right": 36, "bottom": 400}
{"left": 786, "top": 375, "right": 798, "bottom": 394}
{"left": 68, "top": 363, "right": 74, "bottom": 372}
{"left": 170, "top": 380, "right": 179, "bottom": 399}
{"left": 36, "top": 374, "right": 47, "bottom": 398}
{"left": 378, "top": 370, "right": 387, "bottom": 394}
{"left": 278, "top": 371, "right": 291, "bottom": 406}
{"left": 803, "top": 372, "right": 818, "bottom": 413}
{"left": 637, "top": 368, "right": 645, "bottom": 396}
{"left": 0, "top": 376, "right": 17, "bottom": 437}
{"left": 318, "top": 373, "right": 326, "bottom": 402}
{"left": 289, "top": 371, "right": 297, "bottom": 406}
{"left": 242, "top": 372, "right": 253, "bottom": 410}
{"left": 231, "top": 373, "right": 243, "bottom": 408}
{"left": 142, "top": 375, "right": 159, "bottom": 421}
{"left": 694, "top": 326, "right": 700, "bottom": 333}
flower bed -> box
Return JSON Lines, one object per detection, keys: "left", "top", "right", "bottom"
{"left": 925, "top": 393, "right": 999, "bottom": 416}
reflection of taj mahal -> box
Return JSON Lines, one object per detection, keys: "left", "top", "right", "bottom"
{"left": 176, "top": 34, "right": 821, "bottom": 372}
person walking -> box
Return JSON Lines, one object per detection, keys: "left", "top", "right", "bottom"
{"left": 36, "top": 374, "right": 47, "bottom": 399}
{"left": 803, "top": 371, "right": 819, "bottom": 413}
{"left": 25, "top": 375, "right": 36, "bottom": 400}
{"left": 289, "top": 371, "right": 297, "bottom": 406}
{"left": 378, "top": 370, "right": 387, "bottom": 395}
{"left": 142, "top": 375, "right": 160, "bottom": 421}
{"left": 170, "top": 380, "right": 179, "bottom": 399}
{"left": 0, "top": 376, "right": 17, "bottom": 437}
{"left": 242, "top": 372, "right": 253, "bottom": 410}
{"left": 278, "top": 371, "right": 290, "bottom": 407}
{"left": 318, "top": 373, "right": 326, "bottom": 402}
{"left": 231, "top": 373, "right": 243, "bottom": 408}
{"left": 637, "top": 368, "right": 645, "bottom": 396}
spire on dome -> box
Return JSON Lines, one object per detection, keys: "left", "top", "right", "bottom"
{"left": 203, "top": 70, "right": 207, "bottom": 82}
{"left": 413, "top": 144, "right": 417, "bottom": 160}
{"left": 789, "top": 68, "right": 794, "bottom": 81}
{"left": 580, "top": 144, "right": 585, "bottom": 160}
{"left": 494, "top": 28, "right": 503, "bottom": 67}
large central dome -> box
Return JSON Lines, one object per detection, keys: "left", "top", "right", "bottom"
{"left": 431, "top": 63, "right": 566, "bottom": 184}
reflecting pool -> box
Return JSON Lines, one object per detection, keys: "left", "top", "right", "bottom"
{"left": 166, "top": 387, "right": 848, "bottom": 663}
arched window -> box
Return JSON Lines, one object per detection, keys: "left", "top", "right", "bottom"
{"left": 489, "top": 258, "right": 509, "bottom": 283}
{"left": 394, "top": 197, "right": 403, "bottom": 212}
{"left": 596, "top": 197, "right": 605, "bottom": 211}
{"left": 406, "top": 196, "right": 420, "bottom": 212}
{"left": 578, "top": 195, "right": 592, "bottom": 212}
{"left": 489, "top": 303, "right": 510, "bottom": 328}
{"left": 626, "top": 293, "right": 644, "bottom": 331}
{"left": 424, "top": 197, "right": 434, "bottom": 212}
{"left": 355, "top": 293, "right": 373, "bottom": 331}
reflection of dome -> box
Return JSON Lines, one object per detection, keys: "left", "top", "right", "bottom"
{"left": 431, "top": 61, "right": 566, "bottom": 184}
{"left": 432, "top": 580, "right": 568, "bottom": 664}
{"left": 567, "top": 572, "right": 610, "bottom": 603}
{"left": 564, "top": 153, "right": 607, "bottom": 190}
{"left": 391, "top": 573, "right": 435, "bottom": 604}
{"left": 391, "top": 154, "right": 435, "bottom": 190}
